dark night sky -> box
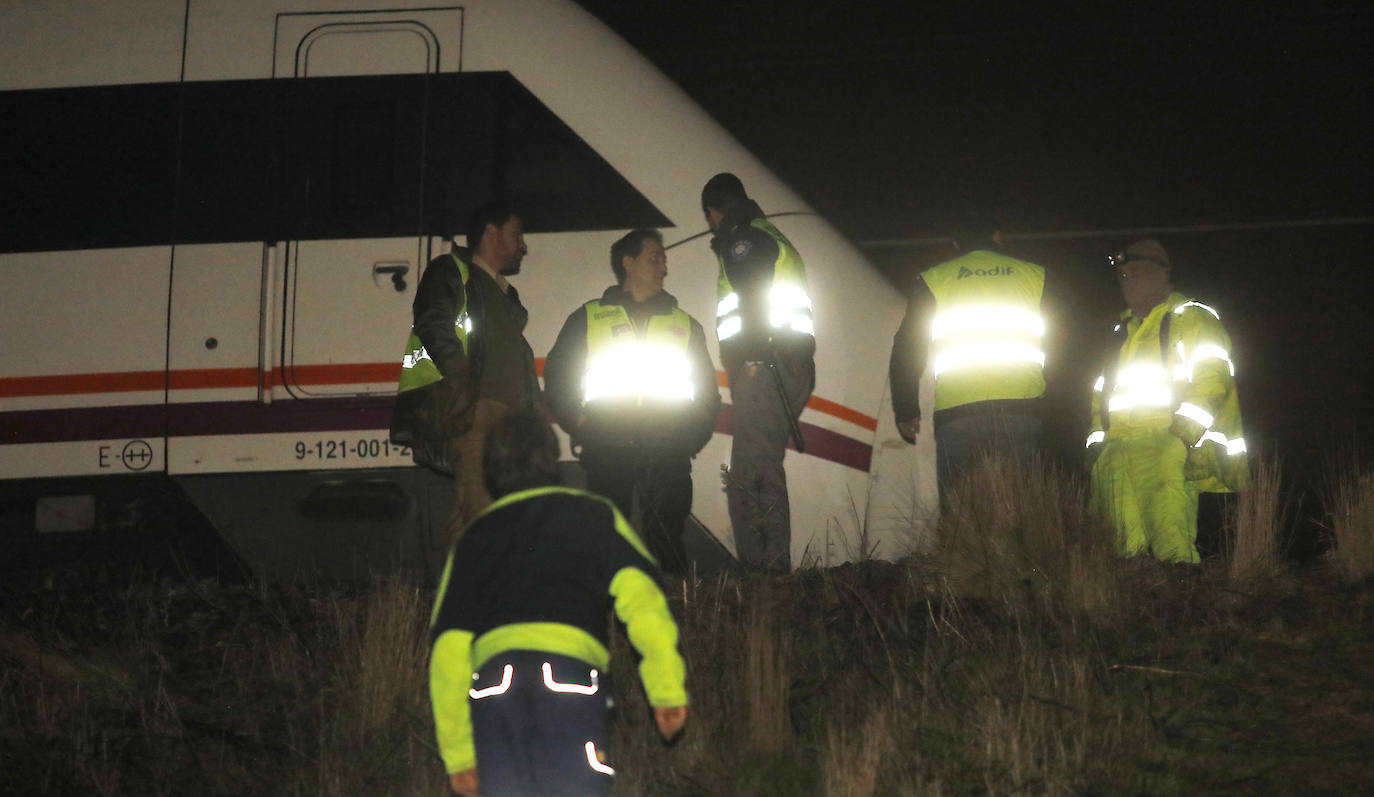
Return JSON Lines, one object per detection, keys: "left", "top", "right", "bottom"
{"left": 576, "top": 0, "right": 1374, "bottom": 513}
{"left": 576, "top": 1, "right": 1371, "bottom": 238}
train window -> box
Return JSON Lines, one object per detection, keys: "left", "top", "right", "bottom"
{"left": 0, "top": 72, "right": 668, "bottom": 254}
{"left": 328, "top": 99, "right": 398, "bottom": 216}
{"left": 421, "top": 72, "right": 670, "bottom": 235}
{"left": 0, "top": 83, "right": 178, "bottom": 253}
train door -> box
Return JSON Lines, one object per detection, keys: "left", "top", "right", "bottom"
{"left": 272, "top": 10, "right": 462, "bottom": 404}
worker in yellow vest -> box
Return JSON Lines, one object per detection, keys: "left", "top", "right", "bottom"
{"left": 889, "top": 221, "right": 1047, "bottom": 506}
{"left": 701, "top": 173, "right": 815, "bottom": 572}
{"left": 428, "top": 409, "right": 687, "bottom": 797}
{"left": 1087, "top": 238, "right": 1250, "bottom": 563}
{"left": 544, "top": 229, "right": 721, "bottom": 574}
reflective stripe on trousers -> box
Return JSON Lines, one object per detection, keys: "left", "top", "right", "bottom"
{"left": 468, "top": 650, "right": 614, "bottom": 796}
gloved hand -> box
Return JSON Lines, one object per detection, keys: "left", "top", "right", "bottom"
{"left": 1168, "top": 416, "right": 1204, "bottom": 448}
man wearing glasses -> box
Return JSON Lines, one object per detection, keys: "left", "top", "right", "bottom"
{"left": 1086, "top": 238, "right": 1250, "bottom": 563}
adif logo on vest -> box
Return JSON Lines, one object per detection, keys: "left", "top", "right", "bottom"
{"left": 957, "top": 266, "right": 1015, "bottom": 279}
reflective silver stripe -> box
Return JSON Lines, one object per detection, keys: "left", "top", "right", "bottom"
{"left": 402, "top": 346, "right": 432, "bottom": 370}
{"left": 469, "top": 664, "right": 514, "bottom": 699}
{"left": 1086, "top": 430, "right": 1105, "bottom": 447}
{"left": 583, "top": 344, "right": 695, "bottom": 402}
{"left": 1175, "top": 402, "right": 1215, "bottom": 429}
{"left": 931, "top": 342, "right": 1045, "bottom": 377}
{"left": 584, "top": 741, "right": 615, "bottom": 776}
{"left": 1187, "top": 343, "right": 1234, "bottom": 378}
{"left": 930, "top": 305, "right": 1045, "bottom": 342}
{"left": 769, "top": 282, "right": 812, "bottom": 315}
{"left": 1174, "top": 301, "right": 1220, "bottom": 319}
{"left": 767, "top": 283, "right": 813, "bottom": 333}
{"left": 542, "top": 662, "right": 599, "bottom": 695}
{"left": 1196, "top": 430, "right": 1247, "bottom": 455}
{"left": 717, "top": 316, "right": 743, "bottom": 341}
{"left": 1107, "top": 363, "right": 1173, "bottom": 411}
{"left": 716, "top": 292, "right": 739, "bottom": 317}
{"left": 1093, "top": 375, "right": 1105, "bottom": 392}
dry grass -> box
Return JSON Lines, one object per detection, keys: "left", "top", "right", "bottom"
{"left": 1325, "top": 468, "right": 1374, "bottom": 582}
{"left": 7, "top": 457, "right": 1374, "bottom": 795}
{"left": 937, "top": 453, "right": 1119, "bottom": 616}
{"left": 822, "top": 702, "right": 892, "bottom": 797}
{"left": 745, "top": 597, "right": 792, "bottom": 755}
{"left": 1228, "top": 455, "right": 1284, "bottom": 581}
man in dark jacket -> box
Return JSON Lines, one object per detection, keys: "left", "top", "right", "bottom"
{"left": 888, "top": 221, "right": 1046, "bottom": 507}
{"left": 391, "top": 200, "right": 543, "bottom": 530}
{"left": 429, "top": 408, "right": 688, "bottom": 797}
{"left": 544, "top": 229, "right": 720, "bottom": 575}
{"left": 701, "top": 173, "right": 814, "bottom": 572}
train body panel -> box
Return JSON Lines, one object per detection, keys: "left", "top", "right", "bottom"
{"left": 0, "top": 0, "right": 937, "bottom": 575}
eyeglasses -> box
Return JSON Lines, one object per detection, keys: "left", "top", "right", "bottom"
{"left": 1107, "top": 252, "right": 1169, "bottom": 269}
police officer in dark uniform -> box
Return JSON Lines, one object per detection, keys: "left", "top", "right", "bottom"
{"left": 701, "top": 173, "right": 815, "bottom": 572}
{"left": 543, "top": 229, "right": 721, "bottom": 575}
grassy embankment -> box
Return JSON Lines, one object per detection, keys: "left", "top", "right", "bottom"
{"left": 3, "top": 455, "right": 1374, "bottom": 795}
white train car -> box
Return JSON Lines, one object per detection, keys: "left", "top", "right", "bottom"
{"left": 0, "top": 0, "right": 936, "bottom": 578}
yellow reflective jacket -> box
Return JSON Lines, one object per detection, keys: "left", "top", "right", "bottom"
{"left": 427, "top": 487, "right": 686, "bottom": 774}
{"left": 1088, "top": 292, "right": 1250, "bottom": 493}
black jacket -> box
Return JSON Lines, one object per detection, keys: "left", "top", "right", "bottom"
{"left": 708, "top": 200, "right": 816, "bottom": 377}
{"left": 544, "top": 286, "right": 721, "bottom": 459}
{"left": 391, "top": 247, "right": 540, "bottom": 472}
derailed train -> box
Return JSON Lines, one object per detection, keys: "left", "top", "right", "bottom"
{"left": 0, "top": 0, "right": 936, "bottom": 579}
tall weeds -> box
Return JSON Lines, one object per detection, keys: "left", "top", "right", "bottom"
{"left": 822, "top": 703, "right": 892, "bottom": 797}
{"left": 937, "top": 453, "right": 1117, "bottom": 616}
{"left": 1325, "top": 468, "right": 1374, "bottom": 582}
{"left": 745, "top": 596, "right": 792, "bottom": 754}
{"left": 1227, "top": 455, "right": 1284, "bottom": 581}
{"left": 10, "top": 455, "right": 1374, "bottom": 795}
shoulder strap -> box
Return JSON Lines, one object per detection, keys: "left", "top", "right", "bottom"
{"left": 452, "top": 253, "right": 485, "bottom": 381}
{"left": 1159, "top": 311, "right": 1172, "bottom": 366}
{"left": 1099, "top": 322, "right": 1129, "bottom": 433}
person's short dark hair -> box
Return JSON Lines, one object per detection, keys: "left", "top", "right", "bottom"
{"left": 465, "top": 200, "right": 521, "bottom": 252}
{"left": 701, "top": 172, "right": 748, "bottom": 216}
{"left": 950, "top": 210, "right": 1000, "bottom": 253}
{"left": 609, "top": 228, "right": 663, "bottom": 284}
{"left": 483, "top": 408, "right": 561, "bottom": 499}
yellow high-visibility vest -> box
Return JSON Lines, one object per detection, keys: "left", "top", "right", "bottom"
{"left": 714, "top": 219, "right": 813, "bottom": 343}
{"left": 396, "top": 254, "right": 471, "bottom": 394}
{"left": 921, "top": 251, "right": 1046, "bottom": 411}
{"left": 582, "top": 301, "right": 695, "bottom": 405}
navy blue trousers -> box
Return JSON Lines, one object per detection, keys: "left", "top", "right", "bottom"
{"left": 933, "top": 411, "right": 1042, "bottom": 509}
{"left": 469, "top": 650, "right": 614, "bottom": 797}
